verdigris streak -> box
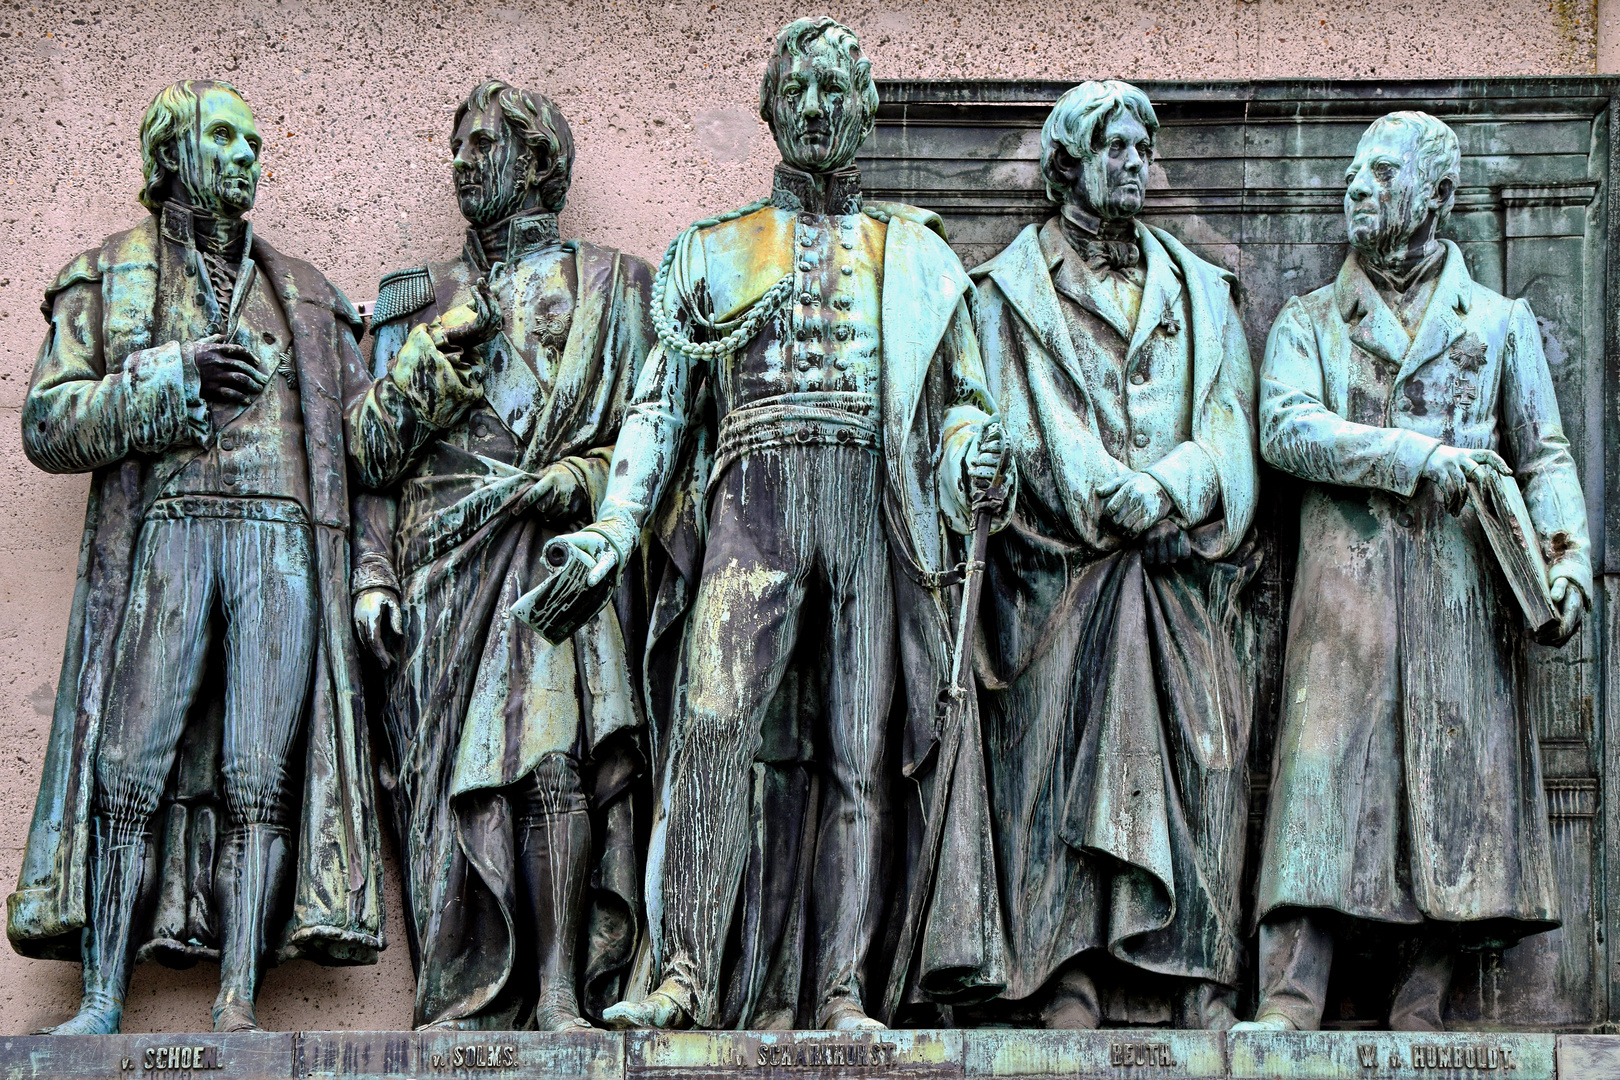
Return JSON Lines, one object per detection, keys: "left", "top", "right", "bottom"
{"left": 10, "top": 79, "right": 383, "bottom": 1034}
{"left": 347, "top": 81, "right": 654, "bottom": 1031}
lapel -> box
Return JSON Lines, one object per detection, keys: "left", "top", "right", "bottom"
{"left": 1394, "top": 240, "right": 1472, "bottom": 386}
{"left": 880, "top": 214, "right": 969, "bottom": 471}
{"left": 981, "top": 222, "right": 1089, "bottom": 397}
{"left": 1047, "top": 218, "right": 1133, "bottom": 342}
{"left": 1125, "top": 224, "right": 1183, "bottom": 365}
{"left": 1334, "top": 242, "right": 1471, "bottom": 385}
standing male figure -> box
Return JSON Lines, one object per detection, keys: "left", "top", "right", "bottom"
{"left": 540, "top": 17, "right": 1009, "bottom": 1031}
{"left": 966, "top": 81, "right": 1258, "bottom": 1030}
{"left": 347, "top": 82, "right": 654, "bottom": 1030}
{"left": 1238, "top": 111, "right": 1589, "bottom": 1032}
{"left": 10, "top": 80, "right": 383, "bottom": 1033}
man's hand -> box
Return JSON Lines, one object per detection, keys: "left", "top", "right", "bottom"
{"left": 433, "top": 277, "right": 503, "bottom": 350}
{"left": 1099, "top": 472, "right": 1174, "bottom": 537}
{"left": 1141, "top": 519, "right": 1193, "bottom": 566}
{"left": 391, "top": 323, "right": 485, "bottom": 427}
{"left": 1547, "top": 575, "right": 1588, "bottom": 645}
{"left": 353, "top": 587, "right": 403, "bottom": 668}
{"left": 965, "top": 421, "right": 1007, "bottom": 511}
{"left": 549, "top": 529, "right": 622, "bottom": 587}
{"left": 193, "top": 337, "right": 269, "bottom": 406}
{"left": 1421, "top": 445, "right": 1512, "bottom": 515}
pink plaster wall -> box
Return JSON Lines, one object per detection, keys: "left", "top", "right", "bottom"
{"left": 0, "top": 0, "right": 1598, "bottom": 1035}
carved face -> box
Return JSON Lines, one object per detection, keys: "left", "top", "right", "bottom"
{"left": 163, "top": 88, "right": 262, "bottom": 217}
{"left": 768, "top": 41, "right": 869, "bottom": 174}
{"left": 1343, "top": 124, "right": 1436, "bottom": 259}
{"left": 452, "top": 103, "right": 538, "bottom": 227}
{"left": 1051, "top": 109, "right": 1152, "bottom": 221}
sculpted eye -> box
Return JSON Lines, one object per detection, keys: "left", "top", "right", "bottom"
{"left": 211, "top": 125, "right": 231, "bottom": 144}
{"left": 1374, "top": 162, "right": 1397, "bottom": 182}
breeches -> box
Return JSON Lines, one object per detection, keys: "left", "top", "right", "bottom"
{"left": 95, "top": 512, "right": 318, "bottom": 834}
{"left": 658, "top": 444, "right": 896, "bottom": 1022}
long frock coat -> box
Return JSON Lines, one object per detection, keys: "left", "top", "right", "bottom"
{"left": 1256, "top": 241, "right": 1591, "bottom": 944}
{"left": 9, "top": 212, "right": 384, "bottom": 967}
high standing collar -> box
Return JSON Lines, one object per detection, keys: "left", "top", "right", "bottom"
{"left": 159, "top": 200, "right": 251, "bottom": 259}
{"left": 770, "top": 163, "right": 863, "bottom": 216}
{"left": 465, "top": 209, "right": 561, "bottom": 270}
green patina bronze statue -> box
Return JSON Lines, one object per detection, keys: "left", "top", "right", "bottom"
{"left": 1236, "top": 111, "right": 1591, "bottom": 1032}
{"left": 9, "top": 79, "right": 384, "bottom": 1034}
{"left": 531, "top": 16, "right": 1011, "bottom": 1031}
{"left": 960, "top": 81, "right": 1259, "bottom": 1030}
{"left": 346, "top": 81, "right": 654, "bottom": 1031}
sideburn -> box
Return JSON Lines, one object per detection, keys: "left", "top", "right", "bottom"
{"left": 469, "top": 139, "right": 539, "bottom": 226}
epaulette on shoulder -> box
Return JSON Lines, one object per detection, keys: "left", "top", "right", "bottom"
{"left": 864, "top": 200, "right": 946, "bottom": 239}
{"left": 372, "top": 266, "right": 435, "bottom": 325}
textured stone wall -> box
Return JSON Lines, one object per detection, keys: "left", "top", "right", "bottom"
{"left": 0, "top": 0, "right": 1601, "bottom": 1036}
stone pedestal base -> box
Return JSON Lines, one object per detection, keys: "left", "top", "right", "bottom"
{"left": 0, "top": 1028, "right": 1604, "bottom": 1079}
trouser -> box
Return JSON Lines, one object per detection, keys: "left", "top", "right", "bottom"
{"left": 92, "top": 510, "right": 317, "bottom": 1010}
{"left": 656, "top": 444, "right": 895, "bottom": 1026}
{"left": 1253, "top": 910, "right": 1455, "bottom": 1031}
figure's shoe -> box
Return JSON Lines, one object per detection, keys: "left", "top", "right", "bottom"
{"left": 46, "top": 818, "right": 150, "bottom": 1037}
{"left": 1176, "top": 978, "right": 1239, "bottom": 1032}
{"left": 547, "top": 1016, "right": 599, "bottom": 1033}
{"left": 601, "top": 983, "right": 690, "bottom": 1030}
{"left": 1040, "top": 965, "right": 1100, "bottom": 1030}
{"left": 1230, "top": 1013, "right": 1297, "bottom": 1032}
{"left": 520, "top": 808, "right": 594, "bottom": 1035}
{"left": 212, "top": 996, "right": 263, "bottom": 1033}
{"left": 212, "top": 825, "right": 286, "bottom": 1037}
{"left": 820, "top": 998, "right": 886, "bottom": 1031}
{"left": 40, "top": 998, "right": 122, "bottom": 1035}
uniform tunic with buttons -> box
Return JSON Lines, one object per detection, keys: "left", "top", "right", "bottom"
{"left": 1255, "top": 242, "right": 1591, "bottom": 940}
{"left": 584, "top": 165, "right": 1007, "bottom": 1025}
{"left": 970, "top": 216, "right": 1258, "bottom": 1002}
{"left": 347, "top": 211, "right": 654, "bottom": 1028}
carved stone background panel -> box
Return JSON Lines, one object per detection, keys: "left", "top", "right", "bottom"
{"left": 859, "top": 78, "right": 1616, "bottom": 1030}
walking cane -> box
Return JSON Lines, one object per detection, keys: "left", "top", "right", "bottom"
{"left": 879, "top": 422, "right": 1008, "bottom": 1026}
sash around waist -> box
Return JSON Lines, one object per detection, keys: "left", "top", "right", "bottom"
{"left": 715, "top": 390, "right": 879, "bottom": 456}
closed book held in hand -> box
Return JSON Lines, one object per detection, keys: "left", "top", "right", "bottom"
{"left": 1466, "top": 468, "right": 1560, "bottom": 640}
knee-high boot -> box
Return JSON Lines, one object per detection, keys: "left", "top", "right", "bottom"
{"left": 212, "top": 823, "right": 288, "bottom": 1032}
{"left": 518, "top": 809, "right": 593, "bottom": 1031}
{"left": 45, "top": 816, "right": 150, "bottom": 1035}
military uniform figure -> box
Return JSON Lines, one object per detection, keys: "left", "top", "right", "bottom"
{"left": 965, "top": 82, "right": 1258, "bottom": 1030}
{"left": 543, "top": 18, "right": 1010, "bottom": 1031}
{"left": 347, "top": 82, "right": 654, "bottom": 1031}
{"left": 1238, "top": 112, "right": 1590, "bottom": 1032}
{"left": 10, "top": 80, "right": 382, "bottom": 1034}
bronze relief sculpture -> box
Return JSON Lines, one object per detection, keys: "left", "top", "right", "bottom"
{"left": 964, "top": 81, "right": 1258, "bottom": 1031}
{"left": 1236, "top": 111, "right": 1590, "bottom": 1032}
{"left": 533, "top": 16, "right": 1010, "bottom": 1032}
{"left": 347, "top": 81, "right": 654, "bottom": 1031}
{"left": 2, "top": 49, "right": 1609, "bottom": 1052}
{"left": 9, "top": 80, "right": 383, "bottom": 1034}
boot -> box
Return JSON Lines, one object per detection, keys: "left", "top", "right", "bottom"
{"left": 519, "top": 809, "right": 595, "bottom": 1031}
{"left": 818, "top": 996, "right": 886, "bottom": 1031}
{"left": 212, "top": 824, "right": 288, "bottom": 1033}
{"left": 1389, "top": 937, "right": 1454, "bottom": 1032}
{"left": 44, "top": 816, "right": 150, "bottom": 1035}
{"left": 1040, "top": 962, "right": 1101, "bottom": 1030}
{"left": 1176, "top": 978, "right": 1239, "bottom": 1031}
{"left": 602, "top": 980, "right": 692, "bottom": 1030}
